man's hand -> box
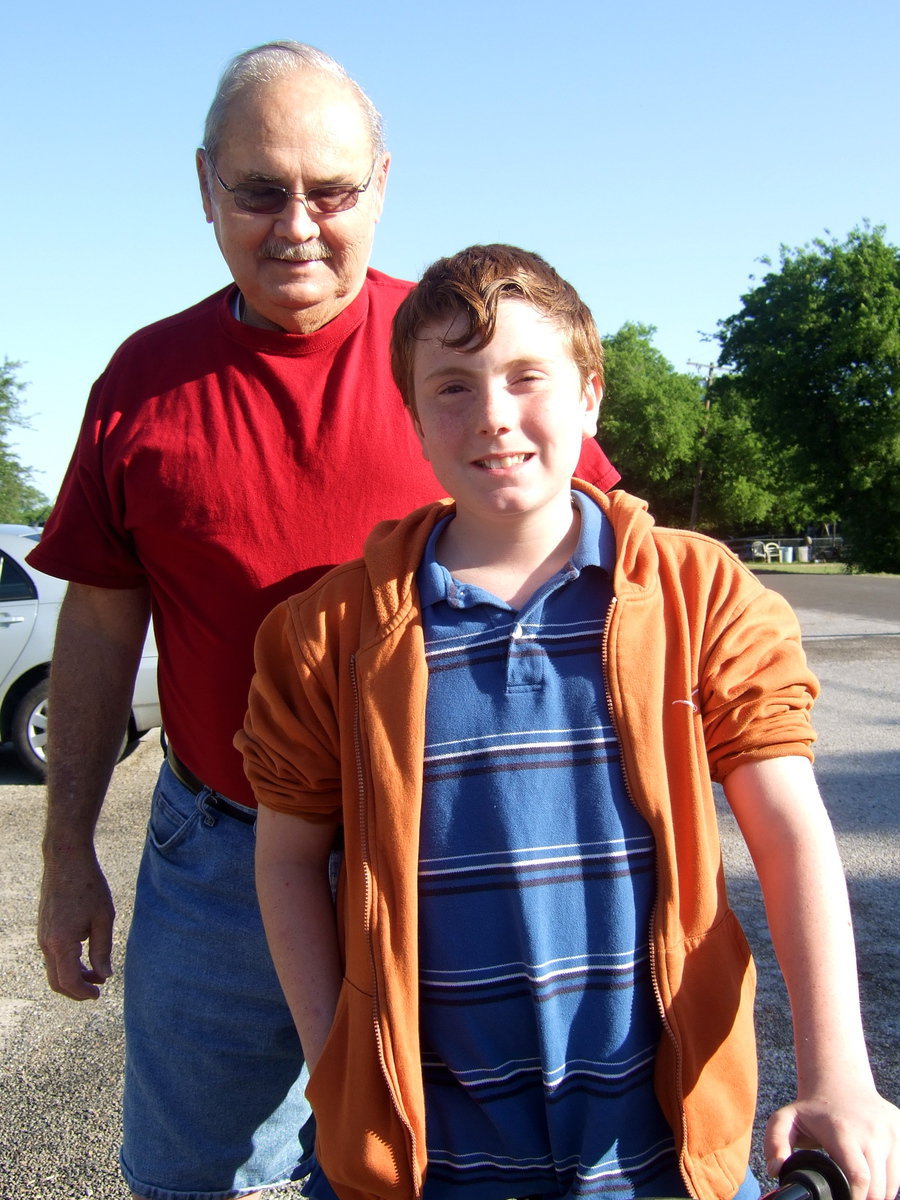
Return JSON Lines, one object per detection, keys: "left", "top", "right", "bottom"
{"left": 35, "top": 581, "right": 149, "bottom": 1001}
{"left": 38, "top": 847, "right": 116, "bottom": 999}
{"left": 765, "top": 1089, "right": 900, "bottom": 1200}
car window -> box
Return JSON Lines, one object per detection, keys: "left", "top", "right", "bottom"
{"left": 0, "top": 552, "right": 37, "bottom": 601}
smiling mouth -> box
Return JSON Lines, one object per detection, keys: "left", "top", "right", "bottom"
{"left": 475, "top": 453, "right": 533, "bottom": 470}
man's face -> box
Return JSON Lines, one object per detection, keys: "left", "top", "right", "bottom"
{"left": 197, "top": 70, "right": 389, "bottom": 334}
{"left": 410, "top": 298, "right": 601, "bottom": 538}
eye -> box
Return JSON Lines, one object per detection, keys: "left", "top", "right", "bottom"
{"left": 306, "top": 186, "right": 357, "bottom": 214}
{"left": 232, "top": 183, "right": 289, "bottom": 213}
{"left": 512, "top": 370, "right": 548, "bottom": 388}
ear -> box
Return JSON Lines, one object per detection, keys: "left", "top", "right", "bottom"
{"left": 370, "top": 153, "right": 391, "bottom": 224}
{"left": 580, "top": 373, "right": 603, "bottom": 438}
{"left": 196, "top": 149, "right": 215, "bottom": 224}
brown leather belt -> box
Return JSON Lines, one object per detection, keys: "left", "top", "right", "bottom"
{"left": 166, "top": 748, "right": 257, "bottom": 825}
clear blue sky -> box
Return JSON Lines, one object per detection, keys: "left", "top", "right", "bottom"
{"left": 4, "top": 0, "right": 898, "bottom": 500}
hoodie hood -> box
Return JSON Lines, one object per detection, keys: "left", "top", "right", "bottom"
{"left": 359, "top": 483, "right": 666, "bottom": 634}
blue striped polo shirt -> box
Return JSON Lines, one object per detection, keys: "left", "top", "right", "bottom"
{"left": 415, "top": 492, "right": 684, "bottom": 1200}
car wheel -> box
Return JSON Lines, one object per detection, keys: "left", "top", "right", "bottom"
{"left": 11, "top": 679, "right": 50, "bottom": 779}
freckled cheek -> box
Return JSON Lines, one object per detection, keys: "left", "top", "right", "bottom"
{"left": 419, "top": 413, "right": 469, "bottom": 457}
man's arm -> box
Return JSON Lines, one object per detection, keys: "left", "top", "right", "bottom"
{"left": 38, "top": 581, "right": 151, "bottom": 1000}
{"left": 725, "top": 757, "right": 900, "bottom": 1200}
{"left": 255, "top": 805, "right": 343, "bottom": 1076}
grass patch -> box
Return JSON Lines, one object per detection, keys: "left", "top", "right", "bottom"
{"left": 751, "top": 562, "right": 847, "bottom": 575}
{"left": 750, "top": 563, "right": 900, "bottom": 577}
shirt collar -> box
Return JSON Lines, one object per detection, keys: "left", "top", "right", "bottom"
{"left": 418, "top": 491, "right": 615, "bottom": 612}
{"left": 571, "top": 489, "right": 616, "bottom": 573}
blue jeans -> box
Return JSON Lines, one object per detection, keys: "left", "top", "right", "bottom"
{"left": 120, "top": 762, "right": 315, "bottom": 1199}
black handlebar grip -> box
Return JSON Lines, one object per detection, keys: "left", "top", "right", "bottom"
{"left": 775, "top": 1150, "right": 852, "bottom": 1200}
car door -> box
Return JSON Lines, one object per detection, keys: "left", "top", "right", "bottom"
{"left": 0, "top": 549, "right": 39, "bottom": 691}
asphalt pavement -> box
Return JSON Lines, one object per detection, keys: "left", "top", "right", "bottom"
{"left": 0, "top": 570, "right": 897, "bottom": 1198}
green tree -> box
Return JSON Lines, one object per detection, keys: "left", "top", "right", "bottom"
{"left": 0, "top": 359, "right": 50, "bottom": 523}
{"left": 599, "top": 323, "right": 706, "bottom": 526}
{"left": 717, "top": 226, "right": 900, "bottom": 571}
{"left": 700, "top": 373, "right": 822, "bottom": 535}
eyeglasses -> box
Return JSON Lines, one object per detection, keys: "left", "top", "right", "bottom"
{"left": 208, "top": 157, "right": 378, "bottom": 217}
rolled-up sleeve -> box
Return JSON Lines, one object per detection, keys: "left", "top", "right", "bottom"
{"left": 700, "top": 581, "right": 819, "bottom": 781}
{"left": 237, "top": 598, "right": 343, "bottom": 820}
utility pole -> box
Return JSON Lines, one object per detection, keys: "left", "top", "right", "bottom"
{"left": 687, "top": 360, "right": 718, "bottom": 530}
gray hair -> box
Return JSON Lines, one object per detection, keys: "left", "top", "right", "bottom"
{"left": 202, "top": 41, "right": 386, "bottom": 163}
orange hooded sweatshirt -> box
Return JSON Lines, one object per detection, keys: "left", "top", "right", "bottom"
{"left": 240, "top": 483, "right": 818, "bottom": 1200}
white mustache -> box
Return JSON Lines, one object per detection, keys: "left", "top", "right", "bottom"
{"left": 260, "top": 239, "right": 333, "bottom": 262}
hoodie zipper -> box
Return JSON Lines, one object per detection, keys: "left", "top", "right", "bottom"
{"left": 600, "top": 595, "right": 695, "bottom": 1199}
{"left": 350, "top": 654, "right": 422, "bottom": 1196}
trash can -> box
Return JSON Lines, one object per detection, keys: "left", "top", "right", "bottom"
{"left": 779, "top": 546, "right": 795, "bottom": 563}
{"left": 796, "top": 546, "right": 810, "bottom": 563}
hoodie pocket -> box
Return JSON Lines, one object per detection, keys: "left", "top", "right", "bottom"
{"left": 308, "top": 976, "right": 414, "bottom": 1198}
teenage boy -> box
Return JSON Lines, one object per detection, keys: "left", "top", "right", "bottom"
{"left": 239, "top": 245, "right": 899, "bottom": 1200}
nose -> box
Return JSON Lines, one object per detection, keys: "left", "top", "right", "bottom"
{"left": 273, "top": 196, "right": 322, "bottom": 241}
{"left": 476, "top": 384, "right": 516, "bottom": 436}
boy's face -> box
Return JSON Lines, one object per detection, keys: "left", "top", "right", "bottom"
{"left": 410, "top": 297, "right": 601, "bottom": 534}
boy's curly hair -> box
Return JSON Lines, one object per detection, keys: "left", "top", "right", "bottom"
{"left": 390, "top": 244, "right": 604, "bottom": 414}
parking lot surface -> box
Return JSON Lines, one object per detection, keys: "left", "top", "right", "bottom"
{"left": 1, "top": 571, "right": 897, "bottom": 1197}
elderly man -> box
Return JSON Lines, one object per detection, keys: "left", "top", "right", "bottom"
{"left": 31, "top": 42, "right": 619, "bottom": 1200}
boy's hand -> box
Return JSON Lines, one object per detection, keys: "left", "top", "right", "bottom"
{"left": 765, "top": 1089, "right": 900, "bottom": 1200}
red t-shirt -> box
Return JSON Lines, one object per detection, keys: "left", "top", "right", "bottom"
{"left": 31, "top": 270, "right": 619, "bottom": 804}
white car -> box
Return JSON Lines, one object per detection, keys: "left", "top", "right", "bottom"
{"left": 0, "top": 528, "right": 161, "bottom": 778}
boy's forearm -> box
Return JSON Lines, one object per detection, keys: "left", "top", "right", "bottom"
{"left": 255, "top": 811, "right": 343, "bottom": 1074}
{"left": 725, "top": 757, "right": 871, "bottom": 1087}
{"left": 725, "top": 758, "right": 900, "bottom": 1200}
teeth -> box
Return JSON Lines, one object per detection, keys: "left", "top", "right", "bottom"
{"left": 481, "top": 454, "right": 528, "bottom": 469}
